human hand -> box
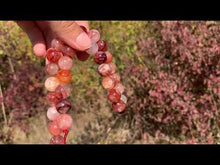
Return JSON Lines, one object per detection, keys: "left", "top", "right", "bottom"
{"left": 16, "top": 21, "right": 92, "bottom": 57}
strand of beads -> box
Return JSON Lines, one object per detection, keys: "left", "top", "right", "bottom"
{"left": 85, "top": 29, "right": 127, "bottom": 113}
{"left": 45, "top": 39, "right": 75, "bottom": 144}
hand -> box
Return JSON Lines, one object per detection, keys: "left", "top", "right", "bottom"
{"left": 16, "top": 21, "right": 92, "bottom": 57}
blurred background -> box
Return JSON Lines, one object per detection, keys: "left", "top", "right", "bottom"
{"left": 0, "top": 21, "right": 219, "bottom": 144}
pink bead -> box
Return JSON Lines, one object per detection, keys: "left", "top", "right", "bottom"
{"left": 102, "top": 76, "right": 115, "bottom": 90}
{"left": 113, "top": 83, "right": 124, "bottom": 94}
{"left": 109, "top": 62, "right": 117, "bottom": 74}
{"left": 45, "top": 77, "right": 60, "bottom": 92}
{"left": 47, "top": 106, "right": 60, "bottom": 121}
{"left": 46, "top": 63, "right": 59, "bottom": 75}
{"left": 51, "top": 38, "right": 63, "bottom": 51}
{"left": 98, "top": 63, "right": 111, "bottom": 76}
{"left": 56, "top": 114, "right": 73, "bottom": 130}
{"left": 61, "top": 45, "right": 76, "bottom": 58}
{"left": 88, "top": 29, "right": 100, "bottom": 43}
{"left": 48, "top": 120, "right": 62, "bottom": 136}
{"left": 86, "top": 43, "right": 98, "bottom": 55}
{"left": 58, "top": 56, "right": 73, "bottom": 70}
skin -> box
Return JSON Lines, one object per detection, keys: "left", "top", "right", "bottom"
{"left": 16, "top": 21, "right": 91, "bottom": 58}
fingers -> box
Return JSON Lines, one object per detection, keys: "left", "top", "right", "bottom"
{"left": 75, "top": 21, "right": 90, "bottom": 32}
{"left": 16, "top": 21, "right": 46, "bottom": 57}
{"left": 38, "top": 21, "right": 91, "bottom": 51}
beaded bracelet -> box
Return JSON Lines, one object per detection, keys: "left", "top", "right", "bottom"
{"left": 44, "top": 27, "right": 127, "bottom": 144}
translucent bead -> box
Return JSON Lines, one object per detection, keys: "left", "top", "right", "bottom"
{"left": 120, "top": 95, "right": 127, "bottom": 104}
{"left": 51, "top": 38, "right": 63, "bottom": 51}
{"left": 48, "top": 120, "right": 62, "bottom": 136}
{"left": 102, "top": 76, "right": 115, "bottom": 90}
{"left": 56, "top": 70, "right": 72, "bottom": 84}
{"left": 61, "top": 45, "right": 76, "bottom": 58}
{"left": 46, "top": 48, "right": 63, "bottom": 63}
{"left": 46, "top": 63, "right": 59, "bottom": 75}
{"left": 113, "top": 83, "right": 124, "bottom": 94}
{"left": 109, "top": 62, "right": 117, "bottom": 74}
{"left": 109, "top": 73, "right": 120, "bottom": 84}
{"left": 56, "top": 114, "right": 73, "bottom": 130}
{"left": 55, "top": 99, "right": 71, "bottom": 114}
{"left": 55, "top": 85, "right": 71, "bottom": 99}
{"left": 105, "top": 51, "right": 113, "bottom": 64}
{"left": 94, "top": 51, "right": 107, "bottom": 64}
{"left": 88, "top": 29, "right": 100, "bottom": 43}
{"left": 58, "top": 56, "right": 73, "bottom": 70}
{"left": 112, "top": 100, "right": 126, "bottom": 113}
{"left": 76, "top": 51, "right": 90, "bottom": 61}
{"left": 107, "top": 89, "right": 121, "bottom": 103}
{"left": 97, "top": 40, "right": 108, "bottom": 51}
{"left": 86, "top": 43, "right": 98, "bottom": 55}
{"left": 47, "top": 106, "right": 60, "bottom": 121}
{"left": 50, "top": 135, "right": 65, "bottom": 144}
{"left": 98, "top": 63, "right": 111, "bottom": 76}
{"left": 45, "top": 77, "right": 60, "bottom": 92}
{"left": 47, "top": 91, "right": 63, "bottom": 104}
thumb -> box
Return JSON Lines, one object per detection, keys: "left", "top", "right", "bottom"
{"left": 39, "top": 21, "right": 92, "bottom": 51}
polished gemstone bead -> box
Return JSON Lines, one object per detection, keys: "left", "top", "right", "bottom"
{"left": 50, "top": 135, "right": 65, "bottom": 144}
{"left": 46, "top": 63, "right": 59, "bottom": 75}
{"left": 88, "top": 29, "right": 100, "bottom": 43}
{"left": 112, "top": 100, "right": 126, "bottom": 113}
{"left": 45, "top": 77, "right": 60, "bottom": 92}
{"left": 113, "top": 83, "right": 124, "bottom": 94}
{"left": 55, "top": 85, "right": 71, "bottom": 99}
{"left": 94, "top": 51, "right": 107, "bottom": 64}
{"left": 56, "top": 70, "right": 72, "bottom": 84}
{"left": 76, "top": 51, "right": 90, "bottom": 61}
{"left": 102, "top": 76, "right": 115, "bottom": 90}
{"left": 107, "top": 89, "right": 121, "bottom": 103}
{"left": 109, "top": 62, "right": 117, "bottom": 74}
{"left": 105, "top": 51, "right": 113, "bottom": 64}
{"left": 48, "top": 120, "right": 62, "bottom": 136}
{"left": 47, "top": 91, "right": 63, "bottom": 104}
{"left": 51, "top": 38, "right": 63, "bottom": 51}
{"left": 58, "top": 56, "right": 73, "bottom": 70}
{"left": 61, "top": 45, "right": 76, "bottom": 58}
{"left": 97, "top": 40, "right": 108, "bottom": 51}
{"left": 86, "top": 42, "right": 98, "bottom": 55}
{"left": 47, "top": 106, "right": 60, "bottom": 121}
{"left": 55, "top": 99, "right": 71, "bottom": 114}
{"left": 46, "top": 48, "right": 63, "bottom": 63}
{"left": 97, "top": 63, "right": 111, "bottom": 76}
{"left": 56, "top": 114, "right": 73, "bottom": 130}
{"left": 120, "top": 94, "right": 127, "bottom": 104}
{"left": 109, "top": 73, "right": 120, "bottom": 84}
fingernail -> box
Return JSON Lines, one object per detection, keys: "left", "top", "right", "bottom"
{"left": 76, "top": 32, "right": 91, "bottom": 49}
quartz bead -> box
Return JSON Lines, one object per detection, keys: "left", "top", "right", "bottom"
{"left": 86, "top": 42, "right": 98, "bottom": 55}
{"left": 56, "top": 114, "right": 73, "bottom": 130}
{"left": 47, "top": 91, "right": 63, "bottom": 104}
{"left": 109, "top": 62, "right": 116, "bottom": 74}
{"left": 50, "top": 135, "right": 65, "bottom": 144}
{"left": 102, "top": 76, "right": 115, "bottom": 90}
{"left": 55, "top": 85, "right": 71, "bottom": 99}
{"left": 112, "top": 100, "right": 126, "bottom": 113}
{"left": 88, "top": 29, "right": 100, "bottom": 43}
{"left": 97, "top": 63, "right": 111, "bottom": 76}
{"left": 107, "top": 89, "right": 121, "bottom": 103}
{"left": 46, "top": 48, "right": 62, "bottom": 63}
{"left": 51, "top": 39, "right": 63, "bottom": 51}
{"left": 56, "top": 70, "right": 72, "bottom": 84}
{"left": 61, "top": 45, "right": 76, "bottom": 58}
{"left": 94, "top": 51, "right": 107, "bottom": 64}
{"left": 97, "top": 40, "right": 108, "bottom": 51}
{"left": 113, "top": 83, "right": 124, "bottom": 94}
{"left": 55, "top": 99, "right": 71, "bottom": 114}
{"left": 47, "top": 106, "right": 60, "bottom": 121}
{"left": 109, "top": 73, "right": 120, "bottom": 84}
{"left": 58, "top": 56, "right": 73, "bottom": 70}
{"left": 105, "top": 51, "right": 113, "bottom": 64}
{"left": 48, "top": 120, "right": 62, "bottom": 136}
{"left": 45, "top": 77, "right": 60, "bottom": 92}
{"left": 46, "top": 63, "right": 59, "bottom": 76}
{"left": 76, "top": 51, "right": 90, "bottom": 61}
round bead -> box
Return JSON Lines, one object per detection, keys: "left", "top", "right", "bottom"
{"left": 86, "top": 43, "right": 98, "bottom": 55}
{"left": 120, "top": 95, "right": 127, "bottom": 104}
{"left": 88, "top": 29, "right": 100, "bottom": 43}
{"left": 58, "top": 56, "right": 73, "bottom": 70}
{"left": 56, "top": 70, "right": 72, "bottom": 84}
{"left": 107, "top": 89, "right": 121, "bottom": 103}
{"left": 94, "top": 51, "right": 107, "bottom": 64}
{"left": 46, "top": 63, "right": 59, "bottom": 76}
{"left": 112, "top": 100, "right": 126, "bottom": 113}
{"left": 48, "top": 120, "right": 62, "bottom": 136}
{"left": 51, "top": 39, "right": 63, "bottom": 51}
{"left": 47, "top": 106, "right": 60, "bottom": 121}
{"left": 109, "top": 73, "right": 120, "bottom": 84}
{"left": 105, "top": 51, "right": 113, "bottom": 64}
{"left": 97, "top": 40, "right": 108, "bottom": 51}
{"left": 55, "top": 99, "right": 71, "bottom": 114}
{"left": 46, "top": 48, "right": 62, "bottom": 63}
{"left": 56, "top": 114, "right": 73, "bottom": 130}
{"left": 113, "top": 83, "right": 124, "bottom": 94}
{"left": 98, "top": 63, "right": 111, "bottom": 76}
{"left": 102, "top": 76, "right": 115, "bottom": 90}
{"left": 45, "top": 77, "right": 60, "bottom": 92}
{"left": 76, "top": 51, "right": 90, "bottom": 61}
{"left": 109, "top": 62, "right": 117, "bottom": 74}
{"left": 61, "top": 45, "right": 76, "bottom": 58}
{"left": 50, "top": 135, "right": 65, "bottom": 144}
{"left": 47, "top": 91, "right": 63, "bottom": 104}
{"left": 55, "top": 85, "right": 71, "bottom": 99}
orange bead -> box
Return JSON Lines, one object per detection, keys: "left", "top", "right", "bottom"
{"left": 102, "top": 76, "right": 115, "bottom": 90}
{"left": 105, "top": 51, "right": 113, "bottom": 64}
{"left": 56, "top": 70, "right": 72, "bottom": 84}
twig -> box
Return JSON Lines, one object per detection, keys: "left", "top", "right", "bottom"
{"left": 7, "top": 56, "right": 16, "bottom": 80}
{"left": 0, "top": 84, "right": 7, "bottom": 125}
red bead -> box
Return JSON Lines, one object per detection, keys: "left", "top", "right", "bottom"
{"left": 94, "top": 51, "right": 107, "bottom": 64}
{"left": 55, "top": 99, "right": 72, "bottom": 114}
{"left": 112, "top": 100, "right": 126, "bottom": 113}
{"left": 76, "top": 51, "right": 90, "bottom": 61}
{"left": 97, "top": 63, "right": 111, "bottom": 76}
{"left": 56, "top": 70, "right": 72, "bottom": 84}
{"left": 105, "top": 51, "right": 113, "bottom": 64}
{"left": 50, "top": 135, "right": 65, "bottom": 144}
{"left": 107, "top": 89, "right": 121, "bottom": 103}
{"left": 109, "top": 73, "right": 120, "bottom": 84}
{"left": 55, "top": 85, "right": 69, "bottom": 99}
{"left": 46, "top": 48, "right": 63, "bottom": 63}
{"left": 46, "top": 91, "right": 63, "bottom": 104}
{"left": 97, "top": 40, "right": 108, "bottom": 51}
